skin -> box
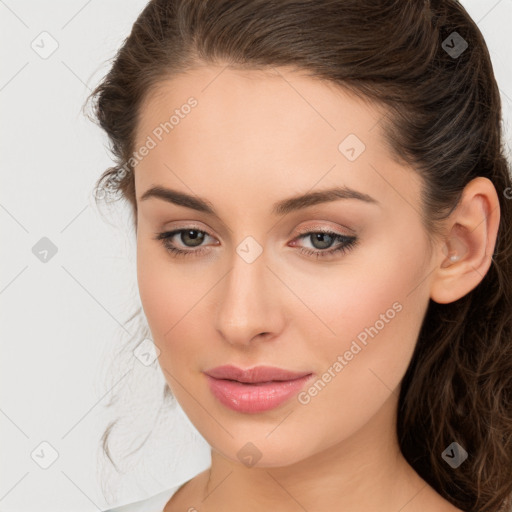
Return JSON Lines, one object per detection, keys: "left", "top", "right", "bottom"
{"left": 132, "top": 64, "right": 500, "bottom": 512}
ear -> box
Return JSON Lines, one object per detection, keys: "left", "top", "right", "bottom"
{"left": 430, "top": 177, "right": 501, "bottom": 305}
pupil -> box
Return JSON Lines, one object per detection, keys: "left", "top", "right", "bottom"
{"left": 183, "top": 230, "right": 204, "bottom": 247}
{"left": 313, "top": 233, "right": 332, "bottom": 249}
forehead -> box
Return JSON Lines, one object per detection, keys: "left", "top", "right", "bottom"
{"left": 136, "top": 64, "right": 383, "bottom": 147}
{"left": 133, "top": 65, "right": 422, "bottom": 214}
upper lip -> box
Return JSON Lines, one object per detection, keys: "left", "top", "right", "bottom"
{"left": 204, "top": 365, "right": 312, "bottom": 383}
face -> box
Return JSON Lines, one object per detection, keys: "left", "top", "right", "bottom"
{"left": 134, "top": 65, "right": 435, "bottom": 467}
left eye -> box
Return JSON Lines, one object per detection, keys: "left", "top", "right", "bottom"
{"left": 154, "top": 228, "right": 358, "bottom": 260}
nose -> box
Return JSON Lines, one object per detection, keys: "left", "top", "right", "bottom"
{"left": 214, "top": 247, "right": 284, "bottom": 347}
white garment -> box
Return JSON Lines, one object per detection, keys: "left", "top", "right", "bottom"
{"left": 103, "top": 479, "right": 188, "bottom": 512}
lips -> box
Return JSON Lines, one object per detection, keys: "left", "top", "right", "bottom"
{"left": 203, "top": 365, "right": 312, "bottom": 384}
{"left": 204, "top": 365, "right": 314, "bottom": 413}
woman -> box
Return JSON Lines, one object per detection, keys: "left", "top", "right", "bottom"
{"left": 85, "top": 1, "right": 512, "bottom": 511}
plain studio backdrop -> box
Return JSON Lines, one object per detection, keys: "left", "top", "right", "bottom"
{"left": 1, "top": 1, "right": 511, "bottom": 511}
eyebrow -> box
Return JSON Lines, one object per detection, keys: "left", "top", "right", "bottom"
{"left": 139, "top": 185, "right": 379, "bottom": 217}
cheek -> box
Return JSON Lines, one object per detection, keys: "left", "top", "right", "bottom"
{"left": 296, "top": 226, "right": 430, "bottom": 396}
{"left": 294, "top": 293, "right": 426, "bottom": 453}
{"left": 287, "top": 240, "right": 430, "bottom": 450}
{"left": 136, "top": 237, "right": 186, "bottom": 344}
{"left": 296, "top": 221, "right": 431, "bottom": 349}
{"left": 137, "top": 239, "right": 169, "bottom": 332}
{"left": 136, "top": 235, "right": 216, "bottom": 373}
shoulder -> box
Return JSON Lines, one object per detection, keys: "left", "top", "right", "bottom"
{"left": 102, "top": 484, "right": 182, "bottom": 512}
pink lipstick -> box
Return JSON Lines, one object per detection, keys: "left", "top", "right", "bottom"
{"left": 204, "top": 365, "right": 313, "bottom": 413}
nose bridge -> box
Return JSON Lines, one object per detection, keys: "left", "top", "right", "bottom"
{"left": 215, "top": 237, "right": 280, "bottom": 344}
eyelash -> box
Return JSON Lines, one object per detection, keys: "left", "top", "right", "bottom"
{"left": 154, "top": 226, "right": 358, "bottom": 260}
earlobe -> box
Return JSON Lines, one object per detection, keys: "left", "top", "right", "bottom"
{"left": 429, "top": 177, "right": 500, "bottom": 305}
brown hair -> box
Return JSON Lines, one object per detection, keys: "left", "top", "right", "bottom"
{"left": 83, "top": 1, "right": 512, "bottom": 510}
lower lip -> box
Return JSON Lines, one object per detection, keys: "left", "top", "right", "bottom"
{"left": 205, "top": 373, "right": 313, "bottom": 413}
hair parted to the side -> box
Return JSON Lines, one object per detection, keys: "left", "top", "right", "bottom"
{"left": 83, "top": 1, "right": 512, "bottom": 510}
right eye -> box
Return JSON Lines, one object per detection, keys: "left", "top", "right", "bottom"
{"left": 154, "top": 228, "right": 216, "bottom": 258}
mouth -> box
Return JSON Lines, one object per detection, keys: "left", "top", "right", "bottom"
{"left": 203, "top": 365, "right": 314, "bottom": 413}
